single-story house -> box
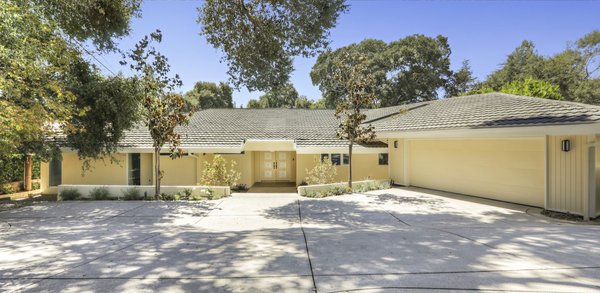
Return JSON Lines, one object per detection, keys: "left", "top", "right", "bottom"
{"left": 41, "top": 93, "right": 600, "bottom": 219}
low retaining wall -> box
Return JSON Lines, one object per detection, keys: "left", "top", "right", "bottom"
{"left": 57, "top": 185, "right": 230, "bottom": 200}
{"left": 297, "top": 179, "right": 390, "bottom": 196}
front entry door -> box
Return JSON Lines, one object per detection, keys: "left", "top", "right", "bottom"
{"left": 261, "top": 151, "right": 292, "bottom": 181}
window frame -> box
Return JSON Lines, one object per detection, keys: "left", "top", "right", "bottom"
{"left": 342, "top": 154, "right": 349, "bottom": 165}
{"left": 330, "top": 153, "right": 341, "bottom": 166}
{"left": 49, "top": 157, "right": 62, "bottom": 187}
{"left": 378, "top": 153, "right": 389, "bottom": 165}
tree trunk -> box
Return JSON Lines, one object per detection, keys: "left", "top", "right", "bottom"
{"left": 155, "top": 148, "right": 161, "bottom": 198}
{"left": 348, "top": 141, "right": 353, "bottom": 189}
{"left": 23, "top": 154, "right": 33, "bottom": 191}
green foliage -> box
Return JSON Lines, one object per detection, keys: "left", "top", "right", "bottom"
{"left": 311, "top": 35, "right": 455, "bottom": 107}
{"left": 65, "top": 62, "right": 143, "bottom": 166}
{"left": 198, "top": 0, "right": 348, "bottom": 91}
{"left": 258, "top": 83, "right": 299, "bottom": 108}
{"left": 500, "top": 78, "right": 563, "bottom": 100}
{"left": 0, "top": 0, "right": 140, "bottom": 160}
{"left": 309, "top": 98, "right": 328, "bottom": 109}
{"left": 184, "top": 81, "right": 233, "bottom": 110}
{"left": 122, "top": 30, "right": 191, "bottom": 197}
{"left": 352, "top": 181, "right": 391, "bottom": 193}
{"left": 60, "top": 188, "right": 82, "bottom": 201}
{"left": 330, "top": 51, "right": 377, "bottom": 187}
{"left": 246, "top": 99, "right": 261, "bottom": 108}
{"left": 90, "top": 186, "right": 111, "bottom": 200}
{"left": 445, "top": 60, "right": 477, "bottom": 97}
{"left": 304, "top": 185, "right": 350, "bottom": 198}
{"left": 0, "top": 183, "right": 17, "bottom": 195}
{"left": 159, "top": 193, "right": 180, "bottom": 201}
{"left": 32, "top": 0, "right": 141, "bottom": 51}
{"left": 478, "top": 31, "right": 600, "bottom": 104}
{"left": 305, "top": 158, "right": 337, "bottom": 185}
{"left": 200, "top": 155, "right": 241, "bottom": 187}
{"left": 231, "top": 184, "right": 248, "bottom": 192}
{"left": 122, "top": 187, "right": 143, "bottom": 200}
{"left": 32, "top": 182, "right": 40, "bottom": 190}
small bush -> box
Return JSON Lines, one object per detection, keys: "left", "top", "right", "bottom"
{"left": 61, "top": 188, "right": 81, "bottom": 200}
{"left": 304, "top": 185, "right": 350, "bottom": 198}
{"left": 178, "top": 188, "right": 193, "bottom": 200}
{"left": 32, "top": 182, "right": 41, "bottom": 190}
{"left": 305, "top": 158, "right": 337, "bottom": 185}
{"left": 189, "top": 194, "right": 205, "bottom": 201}
{"left": 90, "top": 186, "right": 111, "bottom": 200}
{"left": 122, "top": 187, "right": 143, "bottom": 200}
{"left": 159, "top": 193, "right": 180, "bottom": 201}
{"left": 231, "top": 184, "right": 248, "bottom": 192}
{"left": 200, "top": 155, "right": 241, "bottom": 187}
{"left": 0, "top": 183, "right": 17, "bottom": 195}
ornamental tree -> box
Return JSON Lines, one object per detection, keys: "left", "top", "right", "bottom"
{"left": 331, "top": 52, "right": 377, "bottom": 188}
{"left": 122, "top": 30, "right": 190, "bottom": 197}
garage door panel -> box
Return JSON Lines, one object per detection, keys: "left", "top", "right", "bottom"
{"left": 409, "top": 139, "right": 545, "bottom": 207}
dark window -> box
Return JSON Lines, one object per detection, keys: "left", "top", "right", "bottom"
{"left": 378, "top": 153, "right": 388, "bottom": 165}
{"left": 343, "top": 154, "right": 349, "bottom": 165}
{"left": 128, "top": 153, "right": 141, "bottom": 185}
{"left": 49, "top": 158, "right": 62, "bottom": 186}
{"left": 320, "top": 153, "right": 329, "bottom": 163}
{"left": 331, "top": 154, "right": 341, "bottom": 165}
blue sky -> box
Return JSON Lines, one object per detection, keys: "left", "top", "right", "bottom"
{"left": 96, "top": 0, "right": 600, "bottom": 107}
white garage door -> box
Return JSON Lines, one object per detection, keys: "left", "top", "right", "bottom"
{"left": 408, "top": 139, "right": 545, "bottom": 207}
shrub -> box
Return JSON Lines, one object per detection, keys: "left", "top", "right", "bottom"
{"left": 60, "top": 188, "right": 81, "bottom": 200}
{"left": 122, "top": 187, "right": 143, "bottom": 200}
{"left": 177, "top": 188, "right": 193, "bottom": 200}
{"left": 189, "top": 194, "right": 205, "bottom": 201}
{"left": 159, "top": 193, "right": 180, "bottom": 201}
{"left": 90, "top": 186, "right": 111, "bottom": 200}
{"left": 231, "top": 184, "right": 248, "bottom": 192}
{"left": 304, "top": 185, "right": 350, "bottom": 198}
{"left": 305, "top": 157, "right": 337, "bottom": 185}
{"left": 0, "top": 183, "right": 16, "bottom": 195}
{"left": 200, "top": 155, "right": 241, "bottom": 187}
{"left": 353, "top": 180, "right": 391, "bottom": 193}
{"left": 32, "top": 182, "right": 41, "bottom": 190}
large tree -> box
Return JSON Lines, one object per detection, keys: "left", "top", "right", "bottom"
{"left": 311, "top": 35, "right": 456, "bottom": 107}
{"left": 477, "top": 31, "right": 600, "bottom": 104}
{"left": 198, "top": 0, "right": 348, "bottom": 91}
{"left": 0, "top": 0, "right": 141, "bottom": 190}
{"left": 122, "top": 30, "right": 190, "bottom": 197}
{"left": 331, "top": 52, "right": 377, "bottom": 188}
{"left": 257, "top": 83, "right": 299, "bottom": 108}
{"left": 184, "top": 81, "right": 233, "bottom": 110}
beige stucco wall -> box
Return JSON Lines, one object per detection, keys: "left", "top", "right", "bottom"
{"left": 295, "top": 153, "right": 389, "bottom": 185}
{"left": 160, "top": 155, "right": 197, "bottom": 186}
{"left": 597, "top": 135, "right": 600, "bottom": 216}
{"left": 40, "top": 161, "right": 56, "bottom": 194}
{"left": 60, "top": 153, "right": 128, "bottom": 185}
{"left": 388, "top": 139, "right": 405, "bottom": 185}
{"left": 140, "top": 153, "right": 153, "bottom": 185}
{"left": 407, "top": 138, "right": 545, "bottom": 207}
{"left": 547, "top": 135, "right": 590, "bottom": 215}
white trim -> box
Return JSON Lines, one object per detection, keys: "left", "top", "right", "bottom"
{"left": 403, "top": 139, "right": 410, "bottom": 186}
{"left": 544, "top": 135, "right": 549, "bottom": 210}
{"left": 295, "top": 147, "right": 388, "bottom": 154}
{"left": 377, "top": 123, "right": 600, "bottom": 139}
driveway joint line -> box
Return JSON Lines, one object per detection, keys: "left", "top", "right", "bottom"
{"left": 11, "top": 232, "right": 161, "bottom": 293}
{"left": 298, "top": 199, "right": 318, "bottom": 293}
{"left": 191, "top": 198, "right": 226, "bottom": 226}
{"left": 95, "top": 201, "right": 150, "bottom": 223}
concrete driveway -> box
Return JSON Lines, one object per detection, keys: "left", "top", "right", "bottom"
{"left": 1, "top": 187, "right": 600, "bottom": 292}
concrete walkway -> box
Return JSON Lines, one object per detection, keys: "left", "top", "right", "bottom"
{"left": 1, "top": 187, "right": 600, "bottom": 292}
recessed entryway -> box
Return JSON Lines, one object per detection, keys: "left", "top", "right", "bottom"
{"left": 247, "top": 182, "right": 297, "bottom": 193}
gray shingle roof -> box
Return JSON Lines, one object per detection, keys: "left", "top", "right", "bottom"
{"left": 119, "top": 93, "right": 600, "bottom": 149}
{"left": 120, "top": 109, "right": 384, "bottom": 149}
{"left": 372, "top": 93, "right": 600, "bottom": 132}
